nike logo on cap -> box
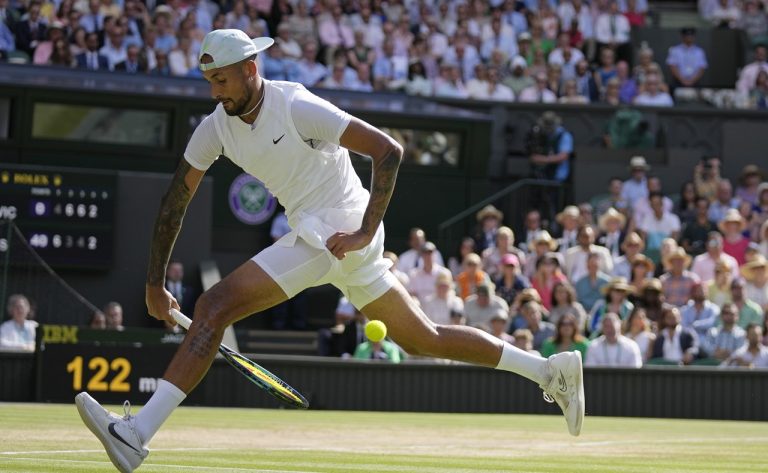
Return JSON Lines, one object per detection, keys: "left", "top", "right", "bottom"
{"left": 273, "top": 134, "right": 285, "bottom": 145}
{"left": 108, "top": 423, "right": 141, "bottom": 454}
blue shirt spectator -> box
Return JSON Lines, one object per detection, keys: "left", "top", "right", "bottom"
{"left": 154, "top": 33, "right": 177, "bottom": 54}
{"left": 621, "top": 163, "right": 648, "bottom": 205}
{"left": 708, "top": 198, "right": 740, "bottom": 223}
{"left": 575, "top": 271, "right": 612, "bottom": 314}
{"left": 503, "top": 10, "right": 528, "bottom": 34}
{"left": 0, "top": 21, "right": 14, "bottom": 55}
{"left": 296, "top": 61, "right": 327, "bottom": 87}
{"left": 666, "top": 28, "right": 708, "bottom": 86}
{"left": 680, "top": 299, "right": 720, "bottom": 337}
{"left": 261, "top": 54, "right": 300, "bottom": 82}
{"left": 550, "top": 126, "right": 574, "bottom": 182}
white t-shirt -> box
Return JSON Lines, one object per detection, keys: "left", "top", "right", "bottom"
{"left": 634, "top": 92, "right": 674, "bottom": 107}
{"left": 638, "top": 212, "right": 681, "bottom": 249}
{"left": 0, "top": 319, "right": 38, "bottom": 352}
{"left": 185, "top": 80, "right": 368, "bottom": 227}
{"left": 422, "top": 293, "right": 464, "bottom": 325}
{"left": 585, "top": 335, "right": 642, "bottom": 368}
{"left": 725, "top": 344, "right": 768, "bottom": 368}
{"left": 407, "top": 265, "right": 452, "bottom": 305}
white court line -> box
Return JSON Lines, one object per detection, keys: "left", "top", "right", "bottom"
{"left": 0, "top": 457, "right": 321, "bottom": 473}
{"left": 0, "top": 447, "right": 229, "bottom": 455}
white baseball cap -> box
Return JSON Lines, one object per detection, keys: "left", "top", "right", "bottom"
{"left": 199, "top": 29, "right": 274, "bottom": 72}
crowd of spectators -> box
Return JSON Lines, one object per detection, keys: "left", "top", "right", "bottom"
{"left": 0, "top": 0, "right": 766, "bottom": 107}
{"left": 327, "top": 154, "right": 768, "bottom": 367}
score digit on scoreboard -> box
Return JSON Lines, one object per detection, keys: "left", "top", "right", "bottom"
{"left": 0, "top": 164, "right": 116, "bottom": 269}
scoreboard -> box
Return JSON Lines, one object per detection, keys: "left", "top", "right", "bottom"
{"left": 36, "top": 325, "right": 182, "bottom": 404}
{"left": 0, "top": 164, "right": 117, "bottom": 269}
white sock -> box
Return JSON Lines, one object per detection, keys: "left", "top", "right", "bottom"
{"left": 133, "top": 379, "right": 186, "bottom": 446}
{"left": 495, "top": 343, "right": 550, "bottom": 386}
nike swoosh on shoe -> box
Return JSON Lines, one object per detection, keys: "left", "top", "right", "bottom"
{"left": 108, "top": 423, "right": 141, "bottom": 454}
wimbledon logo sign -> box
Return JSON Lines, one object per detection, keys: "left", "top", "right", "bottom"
{"left": 228, "top": 174, "right": 276, "bottom": 225}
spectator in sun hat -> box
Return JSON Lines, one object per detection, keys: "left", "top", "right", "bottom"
{"left": 620, "top": 156, "right": 650, "bottom": 205}
{"left": 691, "top": 232, "right": 740, "bottom": 283}
{"left": 720, "top": 209, "right": 750, "bottom": 266}
{"left": 628, "top": 254, "right": 655, "bottom": 299}
{"left": 494, "top": 253, "right": 531, "bottom": 306}
{"left": 742, "top": 256, "right": 768, "bottom": 310}
{"left": 474, "top": 204, "right": 504, "bottom": 253}
{"left": 556, "top": 205, "right": 581, "bottom": 253}
{"left": 636, "top": 277, "right": 670, "bottom": 324}
{"left": 525, "top": 230, "right": 559, "bottom": 279}
{"left": 612, "top": 232, "right": 645, "bottom": 279}
{"left": 660, "top": 248, "right": 700, "bottom": 307}
{"left": 503, "top": 55, "right": 535, "bottom": 96}
{"left": 597, "top": 208, "right": 627, "bottom": 259}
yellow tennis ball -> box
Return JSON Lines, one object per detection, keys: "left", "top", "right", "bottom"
{"left": 365, "top": 320, "right": 387, "bottom": 342}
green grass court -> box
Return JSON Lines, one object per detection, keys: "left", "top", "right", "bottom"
{"left": 1, "top": 403, "right": 767, "bottom": 473}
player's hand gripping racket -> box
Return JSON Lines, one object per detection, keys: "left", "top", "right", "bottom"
{"left": 170, "top": 309, "right": 309, "bottom": 409}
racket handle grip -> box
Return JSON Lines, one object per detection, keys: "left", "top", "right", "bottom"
{"left": 170, "top": 308, "right": 193, "bottom": 330}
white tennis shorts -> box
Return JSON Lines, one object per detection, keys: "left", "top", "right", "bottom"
{"left": 252, "top": 208, "right": 396, "bottom": 309}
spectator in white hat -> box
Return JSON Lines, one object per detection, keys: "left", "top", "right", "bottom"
{"left": 620, "top": 156, "right": 650, "bottom": 205}
{"left": 503, "top": 55, "right": 535, "bottom": 95}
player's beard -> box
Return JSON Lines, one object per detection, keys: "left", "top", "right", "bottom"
{"left": 223, "top": 87, "right": 254, "bottom": 116}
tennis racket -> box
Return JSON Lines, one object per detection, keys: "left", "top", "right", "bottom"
{"left": 170, "top": 309, "right": 309, "bottom": 409}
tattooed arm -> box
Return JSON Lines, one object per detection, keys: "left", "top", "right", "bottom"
{"left": 326, "top": 117, "right": 403, "bottom": 260}
{"left": 146, "top": 159, "right": 206, "bottom": 322}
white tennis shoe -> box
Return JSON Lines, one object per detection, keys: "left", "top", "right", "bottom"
{"left": 540, "top": 351, "right": 585, "bottom": 436}
{"left": 75, "top": 392, "right": 148, "bottom": 473}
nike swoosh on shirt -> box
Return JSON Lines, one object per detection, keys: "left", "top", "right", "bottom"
{"left": 108, "top": 423, "right": 141, "bottom": 454}
{"left": 272, "top": 134, "right": 285, "bottom": 145}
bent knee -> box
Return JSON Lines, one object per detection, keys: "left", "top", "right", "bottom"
{"left": 192, "top": 291, "right": 230, "bottom": 329}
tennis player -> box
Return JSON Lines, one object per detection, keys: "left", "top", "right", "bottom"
{"left": 76, "top": 29, "right": 584, "bottom": 472}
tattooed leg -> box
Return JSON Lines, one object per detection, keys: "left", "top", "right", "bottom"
{"left": 162, "top": 260, "right": 287, "bottom": 393}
